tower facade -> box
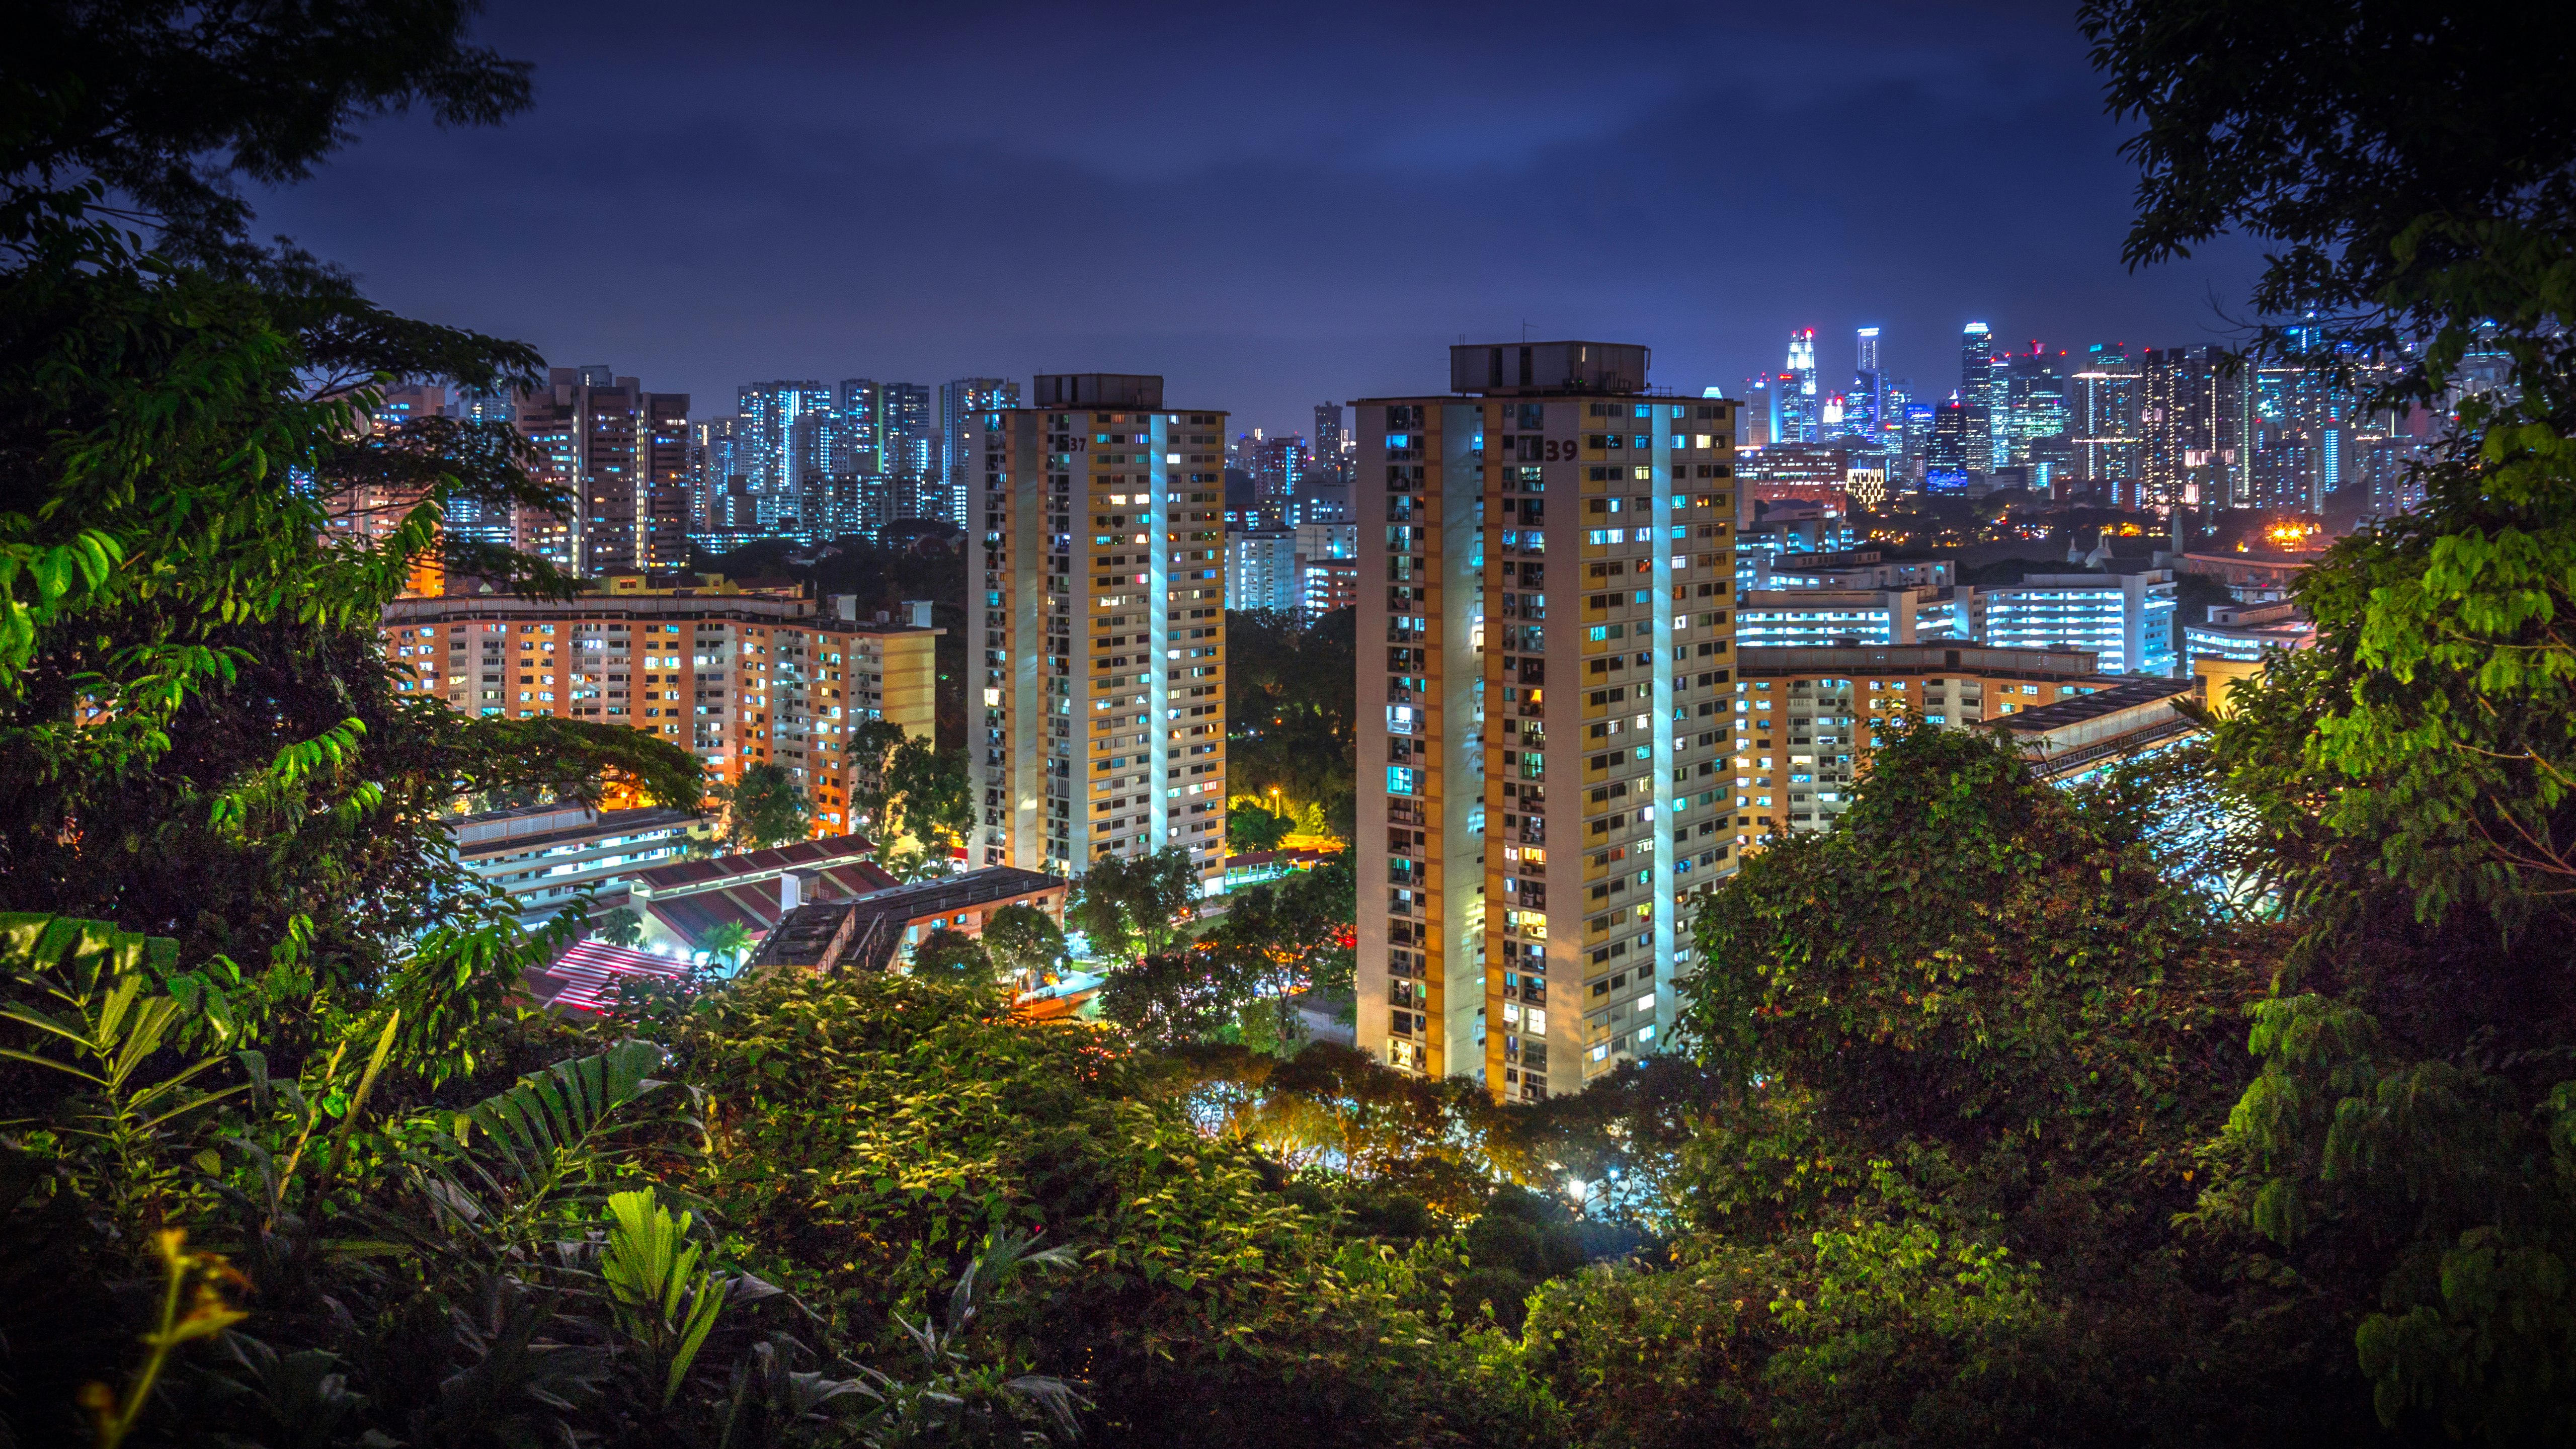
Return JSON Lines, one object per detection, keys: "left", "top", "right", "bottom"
{"left": 968, "top": 375, "right": 1230, "bottom": 887}
{"left": 941, "top": 378, "right": 1021, "bottom": 527}
{"left": 1353, "top": 342, "right": 1739, "bottom": 1101}
{"left": 1959, "top": 323, "right": 1999, "bottom": 474}
{"left": 513, "top": 367, "right": 691, "bottom": 576}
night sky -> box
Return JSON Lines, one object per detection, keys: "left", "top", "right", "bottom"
{"left": 251, "top": 0, "right": 2267, "bottom": 438}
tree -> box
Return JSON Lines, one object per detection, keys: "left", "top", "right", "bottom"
{"left": 1195, "top": 855, "right": 1355, "bottom": 1051}
{"left": 700, "top": 920, "right": 755, "bottom": 976}
{"left": 1064, "top": 847, "right": 1199, "bottom": 964}
{"left": 847, "top": 721, "right": 969, "bottom": 870}
{"left": 2085, "top": 4, "right": 2576, "bottom": 1437}
{"left": 910, "top": 926, "right": 992, "bottom": 984}
{"left": 1227, "top": 801, "right": 1293, "bottom": 853}
{"left": 0, "top": 0, "right": 699, "bottom": 1077}
{"left": 712, "top": 763, "right": 809, "bottom": 851}
{"left": 1226, "top": 608, "right": 1357, "bottom": 844}
{"left": 980, "top": 902, "right": 1067, "bottom": 988}
{"left": 595, "top": 906, "right": 644, "bottom": 947}
{"left": 1516, "top": 723, "right": 2351, "bottom": 1447}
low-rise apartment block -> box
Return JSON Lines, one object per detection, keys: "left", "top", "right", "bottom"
{"left": 380, "top": 577, "right": 938, "bottom": 832}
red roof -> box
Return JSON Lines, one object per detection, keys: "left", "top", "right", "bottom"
{"left": 527, "top": 939, "right": 690, "bottom": 1015}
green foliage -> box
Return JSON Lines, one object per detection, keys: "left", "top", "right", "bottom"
{"left": 1065, "top": 845, "right": 1199, "bottom": 963}
{"left": 979, "top": 902, "right": 1066, "bottom": 987}
{"left": 909, "top": 927, "right": 993, "bottom": 985}
{"left": 715, "top": 762, "right": 813, "bottom": 851}
{"left": 1226, "top": 799, "right": 1294, "bottom": 852}
{"left": 2085, "top": 5, "right": 2576, "bottom": 1436}
{"left": 595, "top": 905, "right": 645, "bottom": 947}
{"left": 679, "top": 970, "right": 1567, "bottom": 1446}
{"left": 848, "top": 722, "right": 972, "bottom": 873}
{"left": 1227, "top": 607, "right": 1357, "bottom": 840}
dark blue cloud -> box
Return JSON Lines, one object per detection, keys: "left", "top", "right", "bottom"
{"left": 250, "top": 0, "right": 2267, "bottom": 435}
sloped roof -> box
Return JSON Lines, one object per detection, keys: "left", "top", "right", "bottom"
{"left": 526, "top": 939, "right": 690, "bottom": 1015}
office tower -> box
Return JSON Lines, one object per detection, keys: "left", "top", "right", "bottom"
{"left": 940, "top": 378, "right": 1020, "bottom": 527}
{"left": 514, "top": 367, "right": 692, "bottom": 576}
{"left": 2139, "top": 346, "right": 2250, "bottom": 512}
{"left": 2002, "top": 345, "right": 2071, "bottom": 473}
{"left": 1738, "top": 374, "right": 1777, "bottom": 448}
{"left": 1354, "top": 341, "right": 1738, "bottom": 1101}
{"left": 1851, "top": 326, "right": 1884, "bottom": 438}
{"left": 1896, "top": 399, "right": 1934, "bottom": 485}
{"left": 1925, "top": 400, "right": 1975, "bottom": 490}
{"left": 2069, "top": 345, "right": 2144, "bottom": 499}
{"left": 1959, "top": 323, "right": 1998, "bottom": 474}
{"left": 377, "top": 581, "right": 940, "bottom": 827}
{"left": 1732, "top": 643, "right": 2120, "bottom": 842}
{"left": 968, "top": 374, "right": 1230, "bottom": 886}
{"left": 1780, "top": 330, "right": 1821, "bottom": 443}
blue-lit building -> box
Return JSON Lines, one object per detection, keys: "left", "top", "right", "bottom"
{"left": 1982, "top": 570, "right": 2178, "bottom": 676}
{"left": 940, "top": 378, "right": 1019, "bottom": 526}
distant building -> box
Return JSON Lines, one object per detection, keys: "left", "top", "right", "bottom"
{"left": 2183, "top": 599, "right": 2314, "bottom": 664}
{"left": 447, "top": 801, "right": 701, "bottom": 929}
{"left": 1779, "top": 330, "right": 1821, "bottom": 443}
{"left": 2068, "top": 345, "right": 2144, "bottom": 493}
{"left": 378, "top": 584, "right": 940, "bottom": 830}
{"left": 1731, "top": 643, "right": 2118, "bottom": 842}
{"left": 2177, "top": 549, "right": 2313, "bottom": 603}
{"left": 734, "top": 381, "right": 835, "bottom": 538}
{"left": 1734, "top": 585, "right": 1979, "bottom": 649}
{"left": 940, "top": 378, "right": 1019, "bottom": 527}
{"left": 1296, "top": 520, "right": 1358, "bottom": 616}
{"left": 1996, "top": 675, "right": 2202, "bottom": 782}
{"left": 516, "top": 367, "right": 692, "bottom": 575}
{"left": 1960, "top": 323, "right": 2001, "bottom": 471}
{"left": 1226, "top": 527, "right": 1300, "bottom": 612}
{"left": 1982, "top": 570, "right": 2178, "bottom": 675}
{"left": 1746, "top": 547, "right": 1953, "bottom": 592}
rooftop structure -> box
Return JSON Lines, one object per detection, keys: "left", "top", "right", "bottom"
{"left": 747, "top": 866, "right": 1067, "bottom": 978}
{"left": 447, "top": 802, "right": 700, "bottom": 928}
{"left": 1996, "top": 676, "right": 2202, "bottom": 781}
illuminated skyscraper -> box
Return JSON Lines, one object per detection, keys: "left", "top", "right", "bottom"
{"left": 968, "top": 374, "right": 1230, "bottom": 884}
{"left": 1959, "top": 323, "right": 1999, "bottom": 474}
{"left": 736, "top": 381, "right": 834, "bottom": 535}
{"left": 2003, "top": 345, "right": 2070, "bottom": 471}
{"left": 1353, "top": 341, "right": 1739, "bottom": 1098}
{"left": 1851, "top": 327, "right": 1884, "bottom": 438}
{"left": 880, "top": 383, "right": 936, "bottom": 524}
{"left": 2070, "top": 344, "right": 2144, "bottom": 497}
{"left": 1780, "top": 329, "right": 1821, "bottom": 443}
{"left": 2139, "top": 345, "right": 2251, "bottom": 511}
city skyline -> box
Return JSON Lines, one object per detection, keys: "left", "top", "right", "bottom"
{"left": 243, "top": 0, "right": 2269, "bottom": 440}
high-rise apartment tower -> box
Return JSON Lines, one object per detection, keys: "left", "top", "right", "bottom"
{"left": 941, "top": 379, "right": 1021, "bottom": 527}
{"left": 514, "top": 367, "right": 691, "bottom": 576}
{"left": 968, "top": 375, "right": 1230, "bottom": 887}
{"left": 1354, "top": 342, "right": 1739, "bottom": 1101}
